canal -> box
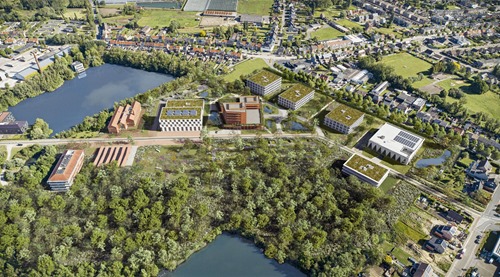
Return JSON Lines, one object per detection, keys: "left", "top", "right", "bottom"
{"left": 162, "top": 234, "right": 305, "bottom": 277}
{"left": 8, "top": 64, "right": 173, "bottom": 134}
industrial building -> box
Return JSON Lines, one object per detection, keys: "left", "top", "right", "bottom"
{"left": 220, "top": 96, "right": 262, "bottom": 128}
{"left": 277, "top": 84, "right": 315, "bottom": 110}
{"left": 47, "top": 150, "right": 85, "bottom": 192}
{"left": 159, "top": 99, "right": 204, "bottom": 132}
{"left": 246, "top": 70, "right": 282, "bottom": 96}
{"left": 107, "top": 101, "right": 142, "bottom": 134}
{"left": 342, "top": 154, "right": 389, "bottom": 187}
{"left": 324, "top": 104, "right": 364, "bottom": 134}
{"left": 367, "top": 123, "right": 424, "bottom": 165}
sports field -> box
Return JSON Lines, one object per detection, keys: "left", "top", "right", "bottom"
{"left": 437, "top": 77, "right": 471, "bottom": 93}
{"left": 311, "top": 26, "right": 344, "bottom": 41}
{"left": 379, "top": 53, "right": 432, "bottom": 78}
{"left": 237, "top": 0, "right": 273, "bottom": 15}
{"left": 224, "top": 58, "right": 269, "bottom": 82}
{"left": 448, "top": 91, "right": 500, "bottom": 119}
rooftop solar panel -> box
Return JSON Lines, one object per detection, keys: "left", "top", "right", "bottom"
{"left": 394, "top": 135, "right": 417, "bottom": 148}
{"left": 398, "top": 131, "right": 420, "bottom": 143}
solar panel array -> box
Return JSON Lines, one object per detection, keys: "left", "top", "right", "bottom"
{"left": 166, "top": 110, "right": 198, "bottom": 117}
{"left": 394, "top": 131, "right": 420, "bottom": 148}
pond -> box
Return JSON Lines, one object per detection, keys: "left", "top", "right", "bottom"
{"left": 289, "top": 121, "right": 308, "bottom": 131}
{"left": 415, "top": 150, "right": 451, "bottom": 168}
{"left": 264, "top": 105, "right": 274, "bottom": 114}
{"left": 162, "top": 234, "right": 305, "bottom": 277}
{"left": 9, "top": 64, "right": 173, "bottom": 134}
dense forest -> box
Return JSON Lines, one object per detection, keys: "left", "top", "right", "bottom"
{"left": 0, "top": 138, "right": 399, "bottom": 276}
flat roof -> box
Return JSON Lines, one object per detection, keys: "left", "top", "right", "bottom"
{"left": 160, "top": 99, "right": 204, "bottom": 120}
{"left": 369, "top": 123, "right": 424, "bottom": 158}
{"left": 344, "top": 154, "right": 389, "bottom": 182}
{"left": 279, "top": 84, "right": 314, "bottom": 103}
{"left": 246, "top": 109, "right": 261, "bottom": 124}
{"left": 247, "top": 70, "right": 281, "bottom": 87}
{"left": 326, "top": 104, "right": 364, "bottom": 126}
{"left": 493, "top": 235, "right": 500, "bottom": 258}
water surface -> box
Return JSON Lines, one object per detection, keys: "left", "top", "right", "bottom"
{"left": 415, "top": 150, "right": 451, "bottom": 168}
{"left": 9, "top": 64, "right": 173, "bottom": 133}
{"left": 163, "top": 234, "right": 305, "bottom": 277}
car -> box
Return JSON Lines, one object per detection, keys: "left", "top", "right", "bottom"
{"left": 495, "top": 214, "right": 500, "bottom": 217}
{"left": 475, "top": 239, "right": 480, "bottom": 244}
{"left": 16, "top": 143, "right": 23, "bottom": 146}
{"left": 476, "top": 235, "right": 482, "bottom": 239}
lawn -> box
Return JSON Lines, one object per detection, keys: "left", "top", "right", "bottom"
{"left": 335, "top": 19, "right": 363, "bottom": 29}
{"left": 137, "top": 10, "right": 199, "bottom": 28}
{"left": 374, "top": 27, "right": 401, "bottom": 37}
{"left": 412, "top": 77, "right": 434, "bottom": 89}
{"left": 381, "top": 241, "right": 412, "bottom": 266}
{"left": 223, "top": 58, "right": 269, "bottom": 82}
{"left": 313, "top": 5, "right": 356, "bottom": 19}
{"left": 379, "top": 176, "right": 399, "bottom": 193}
{"left": 447, "top": 90, "right": 500, "bottom": 119}
{"left": 237, "top": 0, "right": 274, "bottom": 16}
{"left": 394, "top": 220, "right": 428, "bottom": 242}
{"left": 437, "top": 77, "right": 471, "bottom": 93}
{"left": 379, "top": 53, "right": 433, "bottom": 79}
{"left": 311, "top": 26, "right": 344, "bottom": 41}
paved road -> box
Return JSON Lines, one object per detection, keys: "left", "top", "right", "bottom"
{"left": 446, "top": 185, "right": 500, "bottom": 277}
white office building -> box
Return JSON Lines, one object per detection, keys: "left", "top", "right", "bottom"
{"left": 246, "top": 70, "right": 282, "bottom": 96}
{"left": 367, "top": 123, "right": 424, "bottom": 165}
{"left": 277, "top": 84, "right": 315, "bottom": 110}
{"left": 324, "top": 104, "right": 364, "bottom": 134}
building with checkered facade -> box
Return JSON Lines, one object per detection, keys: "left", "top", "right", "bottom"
{"left": 159, "top": 99, "right": 204, "bottom": 132}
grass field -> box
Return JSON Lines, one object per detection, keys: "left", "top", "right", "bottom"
{"left": 311, "top": 26, "right": 344, "bottom": 41}
{"left": 137, "top": 10, "right": 199, "bottom": 28}
{"left": 335, "top": 19, "right": 363, "bottom": 29}
{"left": 237, "top": 0, "right": 274, "bottom": 15}
{"left": 394, "top": 220, "right": 428, "bottom": 242}
{"left": 381, "top": 241, "right": 412, "bottom": 266}
{"left": 437, "top": 77, "right": 472, "bottom": 93}
{"left": 380, "top": 176, "right": 399, "bottom": 193}
{"left": 64, "top": 8, "right": 87, "bottom": 20}
{"left": 224, "top": 58, "right": 269, "bottom": 82}
{"left": 448, "top": 90, "right": 500, "bottom": 119}
{"left": 375, "top": 27, "right": 401, "bottom": 37}
{"left": 380, "top": 53, "right": 432, "bottom": 78}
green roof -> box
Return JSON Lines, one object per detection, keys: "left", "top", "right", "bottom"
{"left": 344, "top": 154, "right": 388, "bottom": 181}
{"left": 326, "top": 104, "right": 364, "bottom": 126}
{"left": 247, "top": 70, "right": 281, "bottom": 86}
{"left": 160, "top": 99, "right": 204, "bottom": 120}
{"left": 279, "top": 84, "right": 314, "bottom": 103}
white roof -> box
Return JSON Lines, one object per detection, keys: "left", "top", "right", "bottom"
{"left": 369, "top": 123, "right": 424, "bottom": 158}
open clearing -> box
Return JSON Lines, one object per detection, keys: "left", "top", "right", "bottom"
{"left": 237, "top": 0, "right": 274, "bottom": 16}
{"left": 224, "top": 58, "right": 269, "bottom": 82}
{"left": 448, "top": 90, "right": 500, "bottom": 119}
{"left": 64, "top": 8, "right": 87, "bottom": 20}
{"left": 311, "top": 26, "right": 344, "bottom": 41}
{"left": 437, "top": 77, "right": 471, "bottom": 93}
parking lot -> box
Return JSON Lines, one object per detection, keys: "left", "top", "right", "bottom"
{"left": 475, "top": 259, "right": 499, "bottom": 277}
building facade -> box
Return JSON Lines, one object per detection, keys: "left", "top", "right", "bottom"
{"left": 367, "top": 123, "right": 424, "bottom": 165}
{"left": 324, "top": 104, "right": 364, "bottom": 134}
{"left": 246, "top": 70, "right": 282, "bottom": 96}
{"left": 277, "top": 84, "right": 315, "bottom": 110}
{"left": 159, "top": 99, "right": 204, "bottom": 132}
{"left": 47, "top": 150, "right": 85, "bottom": 192}
{"left": 0, "top": 112, "right": 28, "bottom": 134}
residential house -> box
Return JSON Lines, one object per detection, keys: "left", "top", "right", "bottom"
{"left": 425, "top": 237, "right": 448, "bottom": 254}
{"left": 433, "top": 225, "right": 457, "bottom": 241}
{"left": 483, "top": 176, "right": 499, "bottom": 192}
{"left": 445, "top": 210, "right": 464, "bottom": 224}
{"left": 466, "top": 160, "right": 492, "bottom": 180}
{"left": 412, "top": 263, "right": 434, "bottom": 277}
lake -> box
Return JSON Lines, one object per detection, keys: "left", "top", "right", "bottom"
{"left": 162, "top": 234, "right": 305, "bottom": 277}
{"left": 8, "top": 64, "right": 173, "bottom": 134}
{"left": 415, "top": 150, "right": 451, "bottom": 168}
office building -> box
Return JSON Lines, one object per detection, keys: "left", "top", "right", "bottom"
{"left": 246, "top": 70, "right": 282, "bottom": 96}
{"left": 342, "top": 154, "right": 389, "bottom": 187}
{"left": 159, "top": 99, "right": 204, "bottom": 132}
{"left": 107, "top": 101, "right": 142, "bottom": 134}
{"left": 47, "top": 150, "right": 85, "bottom": 191}
{"left": 324, "top": 104, "right": 364, "bottom": 134}
{"left": 277, "top": 84, "right": 315, "bottom": 110}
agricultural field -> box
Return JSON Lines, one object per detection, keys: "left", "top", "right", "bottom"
{"left": 335, "top": 18, "right": 363, "bottom": 29}
{"left": 447, "top": 90, "right": 500, "bottom": 119}
{"left": 223, "top": 58, "right": 269, "bottom": 82}
{"left": 311, "top": 26, "right": 344, "bottom": 41}
{"left": 237, "top": 0, "right": 274, "bottom": 16}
